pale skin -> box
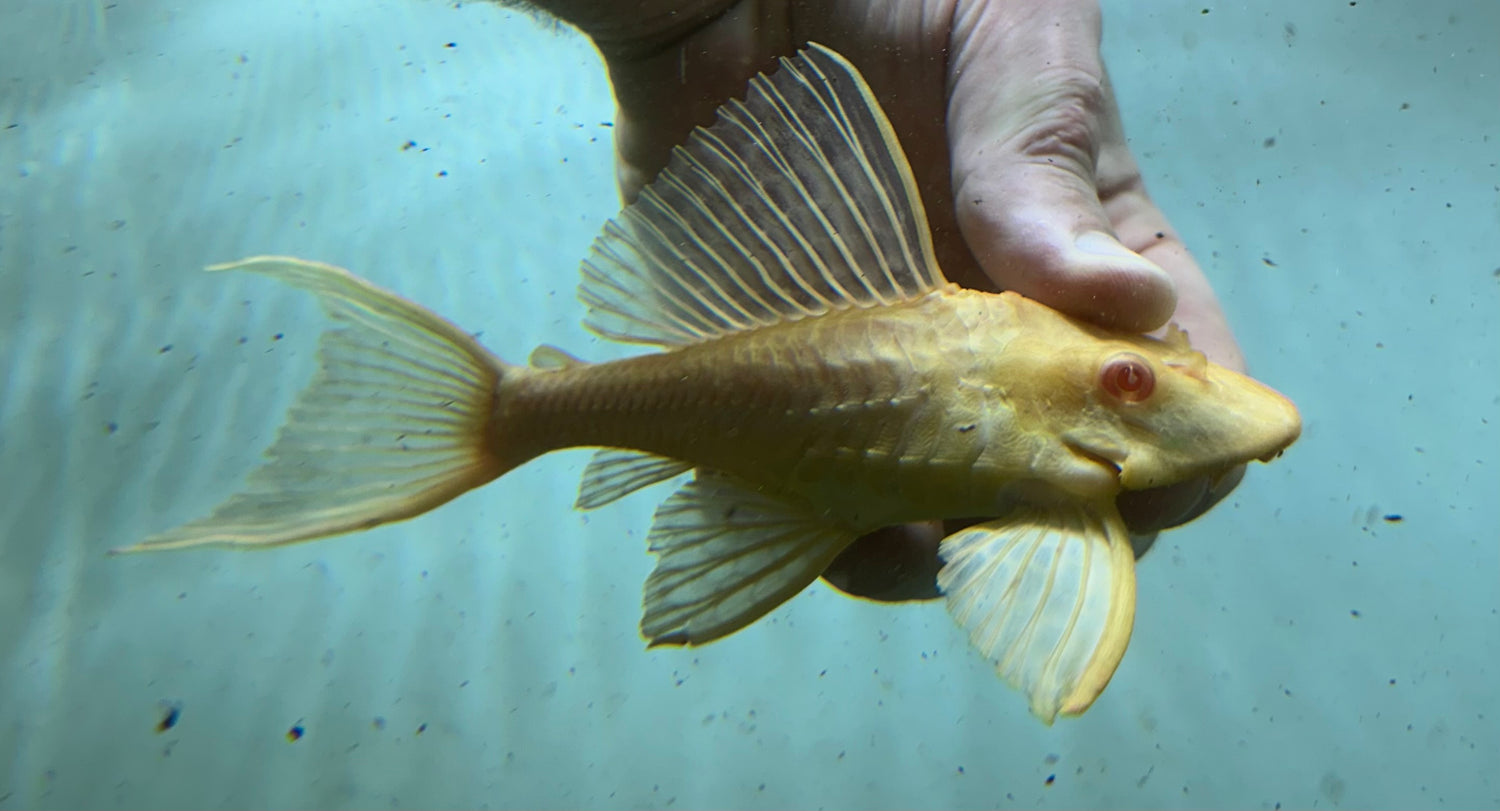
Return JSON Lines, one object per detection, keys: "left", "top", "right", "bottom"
{"left": 495, "top": 0, "right": 1248, "bottom": 597}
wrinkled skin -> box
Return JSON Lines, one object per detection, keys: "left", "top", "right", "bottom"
{"left": 502, "top": 0, "right": 1249, "bottom": 600}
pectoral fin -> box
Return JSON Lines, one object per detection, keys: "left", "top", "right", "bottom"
{"left": 937, "top": 506, "right": 1137, "bottom": 724}
{"left": 641, "top": 472, "right": 855, "bottom": 646}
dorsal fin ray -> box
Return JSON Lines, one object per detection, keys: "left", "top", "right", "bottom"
{"left": 579, "top": 42, "right": 947, "bottom": 348}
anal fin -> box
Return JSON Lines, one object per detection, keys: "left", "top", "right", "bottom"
{"left": 641, "top": 472, "right": 856, "bottom": 646}
{"left": 575, "top": 449, "right": 692, "bottom": 510}
{"left": 937, "top": 505, "right": 1137, "bottom": 724}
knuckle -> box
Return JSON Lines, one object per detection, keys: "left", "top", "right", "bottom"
{"left": 1016, "top": 68, "right": 1108, "bottom": 169}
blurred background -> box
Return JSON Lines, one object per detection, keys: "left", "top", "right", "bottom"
{"left": 0, "top": 0, "right": 1495, "bottom": 807}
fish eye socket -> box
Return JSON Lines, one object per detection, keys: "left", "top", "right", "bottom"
{"left": 1100, "top": 353, "right": 1155, "bottom": 403}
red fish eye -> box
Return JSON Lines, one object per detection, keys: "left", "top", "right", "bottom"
{"left": 1100, "top": 353, "right": 1155, "bottom": 403}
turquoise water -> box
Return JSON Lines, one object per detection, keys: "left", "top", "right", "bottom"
{"left": 1, "top": 1, "right": 1495, "bottom": 807}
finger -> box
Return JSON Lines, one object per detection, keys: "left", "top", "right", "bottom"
{"left": 822, "top": 521, "right": 944, "bottom": 602}
{"left": 946, "top": 0, "right": 1176, "bottom": 333}
{"left": 1117, "top": 464, "right": 1247, "bottom": 535}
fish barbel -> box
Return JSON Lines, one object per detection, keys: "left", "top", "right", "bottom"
{"left": 124, "top": 44, "right": 1301, "bottom": 723}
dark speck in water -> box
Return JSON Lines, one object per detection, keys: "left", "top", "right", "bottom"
{"left": 156, "top": 701, "right": 181, "bottom": 732}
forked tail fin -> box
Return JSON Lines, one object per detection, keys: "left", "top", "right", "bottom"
{"left": 115, "top": 256, "right": 511, "bottom": 553}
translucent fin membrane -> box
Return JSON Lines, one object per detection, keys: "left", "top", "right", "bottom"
{"left": 575, "top": 449, "right": 692, "bottom": 510}
{"left": 938, "top": 506, "right": 1137, "bottom": 724}
{"left": 118, "top": 257, "right": 505, "bottom": 552}
{"left": 641, "top": 472, "right": 855, "bottom": 646}
{"left": 579, "top": 42, "right": 946, "bottom": 348}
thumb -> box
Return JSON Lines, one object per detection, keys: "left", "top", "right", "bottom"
{"left": 946, "top": 1, "right": 1175, "bottom": 332}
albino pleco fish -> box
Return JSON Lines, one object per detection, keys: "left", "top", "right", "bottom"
{"left": 123, "top": 44, "right": 1301, "bottom": 723}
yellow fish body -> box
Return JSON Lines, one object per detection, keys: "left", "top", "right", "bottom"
{"left": 126, "top": 44, "right": 1301, "bottom": 723}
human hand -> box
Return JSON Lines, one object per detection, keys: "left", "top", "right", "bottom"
{"left": 530, "top": 0, "right": 1248, "bottom": 597}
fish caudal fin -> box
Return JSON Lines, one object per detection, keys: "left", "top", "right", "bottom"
{"left": 116, "top": 256, "right": 508, "bottom": 553}
{"left": 937, "top": 506, "right": 1137, "bottom": 724}
{"left": 641, "top": 472, "right": 856, "bottom": 646}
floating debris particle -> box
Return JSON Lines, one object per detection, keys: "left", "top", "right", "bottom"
{"left": 156, "top": 700, "right": 182, "bottom": 733}
{"left": 286, "top": 722, "right": 305, "bottom": 742}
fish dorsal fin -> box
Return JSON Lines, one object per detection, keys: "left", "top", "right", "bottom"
{"left": 574, "top": 448, "right": 692, "bottom": 510}
{"left": 937, "top": 505, "right": 1137, "bottom": 724}
{"left": 640, "top": 471, "right": 857, "bottom": 646}
{"left": 579, "top": 42, "right": 946, "bottom": 348}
